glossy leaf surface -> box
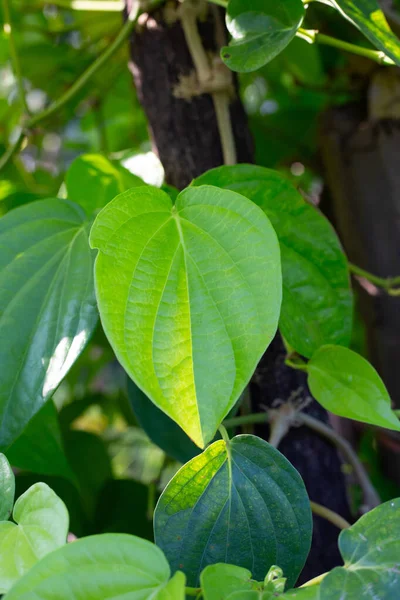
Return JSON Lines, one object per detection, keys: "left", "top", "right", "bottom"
{"left": 193, "top": 165, "right": 352, "bottom": 358}
{"left": 65, "top": 153, "right": 144, "bottom": 217}
{"left": 154, "top": 435, "right": 312, "bottom": 587}
{"left": 308, "top": 345, "right": 400, "bottom": 431}
{"left": 0, "top": 199, "right": 98, "bottom": 449}
{"left": 222, "top": 0, "right": 305, "bottom": 72}
{"left": 328, "top": 0, "right": 400, "bottom": 66}
{"left": 5, "top": 533, "right": 185, "bottom": 599}
{"left": 0, "top": 454, "right": 14, "bottom": 521}
{"left": 90, "top": 185, "right": 281, "bottom": 447}
{"left": 0, "top": 483, "right": 69, "bottom": 593}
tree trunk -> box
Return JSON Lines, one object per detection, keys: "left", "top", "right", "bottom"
{"left": 125, "top": 0, "right": 351, "bottom": 582}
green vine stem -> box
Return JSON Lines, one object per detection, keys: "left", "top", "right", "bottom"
{"left": 223, "top": 410, "right": 380, "bottom": 511}
{"left": 297, "top": 28, "right": 395, "bottom": 65}
{"left": 349, "top": 262, "right": 400, "bottom": 296}
{"left": 185, "top": 587, "right": 202, "bottom": 597}
{"left": 0, "top": 1, "right": 142, "bottom": 172}
{"left": 310, "top": 500, "right": 350, "bottom": 530}
{"left": 2, "top": 0, "right": 30, "bottom": 115}
{"left": 300, "top": 571, "right": 329, "bottom": 588}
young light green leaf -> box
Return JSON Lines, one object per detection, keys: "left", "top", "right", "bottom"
{"left": 0, "top": 199, "right": 98, "bottom": 450}
{"left": 90, "top": 185, "right": 281, "bottom": 448}
{"left": 0, "top": 482, "right": 69, "bottom": 593}
{"left": 5, "top": 533, "right": 185, "bottom": 599}
{"left": 192, "top": 165, "right": 352, "bottom": 358}
{"left": 6, "top": 400, "right": 75, "bottom": 482}
{"left": 154, "top": 435, "right": 312, "bottom": 588}
{"left": 307, "top": 345, "right": 400, "bottom": 431}
{"left": 0, "top": 454, "right": 15, "bottom": 521}
{"left": 300, "top": 498, "right": 400, "bottom": 599}
{"left": 201, "top": 564, "right": 257, "bottom": 600}
{"left": 327, "top": 0, "right": 400, "bottom": 66}
{"left": 127, "top": 377, "right": 200, "bottom": 464}
{"left": 65, "top": 153, "right": 144, "bottom": 217}
{"left": 222, "top": 0, "right": 305, "bottom": 73}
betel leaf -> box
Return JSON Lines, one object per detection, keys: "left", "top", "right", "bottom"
{"left": 0, "top": 454, "right": 14, "bottom": 521}
{"left": 326, "top": 0, "right": 400, "bottom": 66}
{"left": 289, "top": 499, "right": 400, "bottom": 599}
{"left": 6, "top": 400, "right": 75, "bottom": 482}
{"left": 5, "top": 533, "right": 186, "bottom": 599}
{"left": 192, "top": 166, "right": 352, "bottom": 358}
{"left": 127, "top": 377, "right": 200, "bottom": 464}
{"left": 65, "top": 153, "right": 144, "bottom": 217}
{"left": 0, "top": 199, "right": 98, "bottom": 450}
{"left": 307, "top": 345, "right": 400, "bottom": 431}
{"left": 154, "top": 434, "right": 312, "bottom": 588}
{"left": 90, "top": 185, "right": 281, "bottom": 448}
{"left": 0, "top": 482, "right": 69, "bottom": 593}
{"left": 201, "top": 564, "right": 260, "bottom": 599}
{"left": 222, "top": 0, "right": 305, "bottom": 73}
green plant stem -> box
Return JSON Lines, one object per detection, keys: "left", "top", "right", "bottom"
{"left": 285, "top": 358, "right": 308, "bottom": 372}
{"left": 0, "top": 1, "right": 141, "bottom": 172}
{"left": 34, "top": 0, "right": 125, "bottom": 10}
{"left": 223, "top": 412, "right": 269, "bottom": 429}
{"left": 297, "top": 28, "right": 395, "bottom": 65}
{"left": 349, "top": 262, "right": 400, "bottom": 296}
{"left": 2, "top": 0, "right": 30, "bottom": 114}
{"left": 186, "top": 588, "right": 202, "bottom": 597}
{"left": 300, "top": 572, "right": 328, "bottom": 588}
{"left": 207, "top": 0, "right": 228, "bottom": 7}
{"left": 310, "top": 500, "right": 350, "bottom": 530}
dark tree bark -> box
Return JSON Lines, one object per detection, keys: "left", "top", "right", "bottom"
{"left": 125, "top": 0, "right": 351, "bottom": 582}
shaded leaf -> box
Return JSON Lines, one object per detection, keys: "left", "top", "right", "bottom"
{"left": 154, "top": 435, "right": 312, "bottom": 587}
{"left": 65, "top": 153, "right": 144, "bottom": 217}
{"left": 90, "top": 185, "right": 281, "bottom": 447}
{"left": 222, "top": 0, "right": 305, "bottom": 73}
{"left": 0, "top": 483, "right": 69, "bottom": 593}
{"left": 0, "top": 199, "right": 98, "bottom": 449}
{"left": 5, "top": 533, "right": 185, "bottom": 599}
{"left": 0, "top": 454, "right": 14, "bottom": 521}
{"left": 192, "top": 165, "right": 352, "bottom": 358}
{"left": 307, "top": 345, "right": 400, "bottom": 431}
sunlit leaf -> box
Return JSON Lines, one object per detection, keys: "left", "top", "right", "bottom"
{"left": 307, "top": 345, "right": 400, "bottom": 431}
{"left": 192, "top": 165, "right": 352, "bottom": 358}
{"left": 90, "top": 185, "right": 281, "bottom": 447}
{"left": 0, "top": 199, "right": 98, "bottom": 449}
{"left": 0, "top": 454, "right": 14, "bottom": 521}
{"left": 154, "top": 435, "right": 312, "bottom": 587}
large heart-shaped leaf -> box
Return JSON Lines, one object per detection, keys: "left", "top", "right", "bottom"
{"left": 192, "top": 166, "right": 352, "bottom": 358}
{"left": 154, "top": 434, "right": 312, "bottom": 587}
{"left": 127, "top": 377, "right": 200, "bottom": 464}
{"left": 326, "top": 0, "right": 400, "bottom": 66}
{"left": 6, "top": 400, "right": 74, "bottom": 482}
{"left": 0, "top": 454, "right": 14, "bottom": 521}
{"left": 90, "top": 185, "right": 281, "bottom": 447}
{"left": 5, "top": 533, "right": 186, "bottom": 599}
{"left": 0, "top": 199, "right": 98, "bottom": 449}
{"left": 65, "top": 153, "right": 144, "bottom": 217}
{"left": 222, "top": 0, "right": 305, "bottom": 73}
{"left": 0, "top": 482, "right": 69, "bottom": 593}
{"left": 307, "top": 345, "right": 400, "bottom": 431}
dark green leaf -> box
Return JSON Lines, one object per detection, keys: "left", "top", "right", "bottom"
{"left": 327, "top": 0, "right": 400, "bottom": 66}
{"left": 0, "top": 453, "right": 14, "bottom": 521}
{"left": 90, "top": 185, "right": 281, "bottom": 447}
{"left": 65, "top": 153, "right": 144, "bottom": 217}
{"left": 6, "top": 400, "right": 74, "bottom": 482}
{"left": 0, "top": 199, "right": 98, "bottom": 449}
{"left": 127, "top": 377, "right": 200, "bottom": 464}
{"left": 192, "top": 165, "right": 352, "bottom": 358}
{"left": 154, "top": 434, "right": 312, "bottom": 587}
{"left": 0, "top": 482, "right": 69, "bottom": 593}
{"left": 5, "top": 533, "right": 186, "bottom": 599}
{"left": 307, "top": 345, "right": 400, "bottom": 431}
{"left": 222, "top": 0, "right": 305, "bottom": 72}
